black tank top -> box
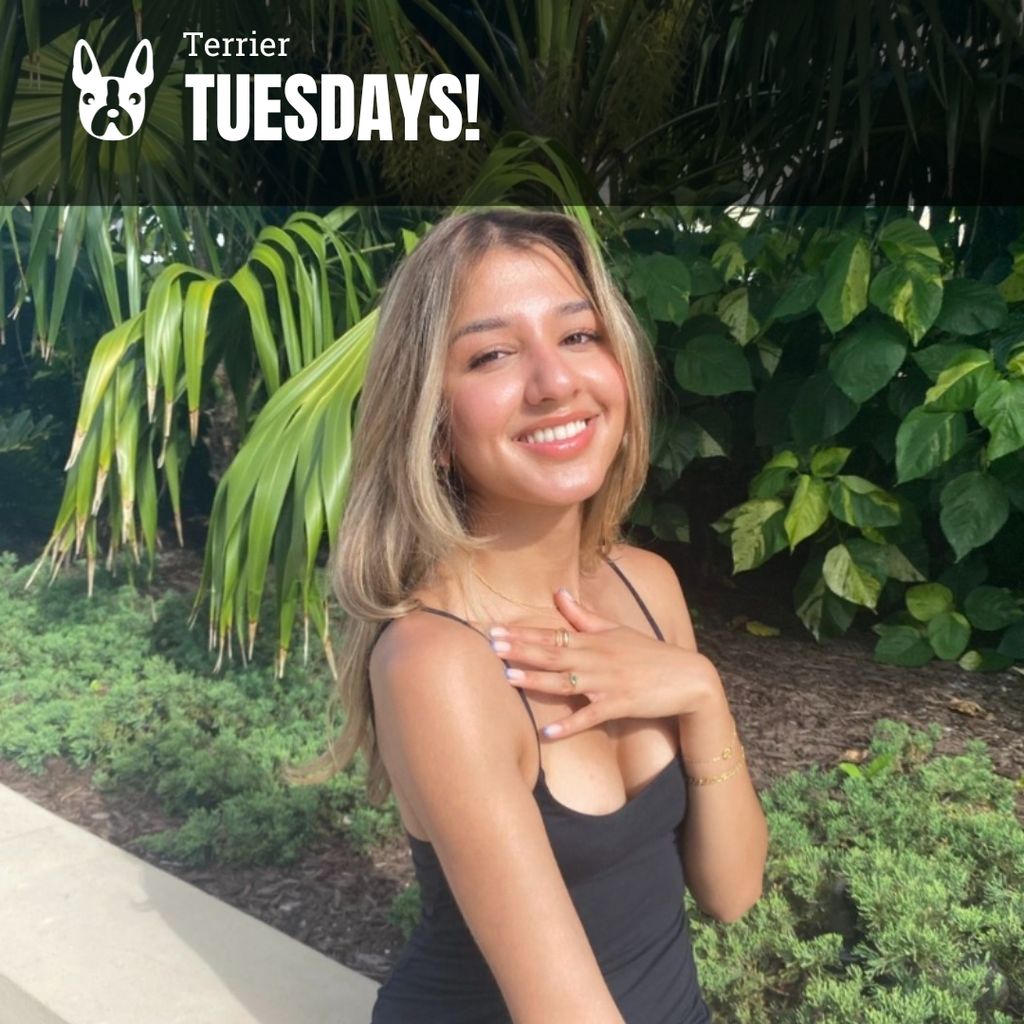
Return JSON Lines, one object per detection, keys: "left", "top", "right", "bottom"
{"left": 369, "top": 558, "right": 712, "bottom": 1024}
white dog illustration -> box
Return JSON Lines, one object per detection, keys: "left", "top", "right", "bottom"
{"left": 72, "top": 38, "right": 153, "bottom": 141}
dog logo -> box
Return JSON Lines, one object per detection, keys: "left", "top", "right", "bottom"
{"left": 72, "top": 38, "right": 153, "bottom": 141}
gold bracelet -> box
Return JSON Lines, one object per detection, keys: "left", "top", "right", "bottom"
{"left": 683, "top": 722, "right": 742, "bottom": 767}
{"left": 685, "top": 751, "right": 746, "bottom": 787}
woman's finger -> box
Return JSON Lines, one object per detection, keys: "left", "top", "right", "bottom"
{"left": 539, "top": 700, "right": 607, "bottom": 740}
{"left": 494, "top": 636, "right": 572, "bottom": 671}
{"left": 504, "top": 666, "right": 585, "bottom": 697}
{"left": 489, "top": 623, "right": 577, "bottom": 648}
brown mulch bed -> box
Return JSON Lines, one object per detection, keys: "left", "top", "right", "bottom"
{"left": 2, "top": 546, "right": 1022, "bottom": 985}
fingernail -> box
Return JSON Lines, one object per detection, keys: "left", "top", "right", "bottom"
{"left": 505, "top": 667, "right": 524, "bottom": 681}
{"left": 491, "top": 639, "right": 511, "bottom": 654}
{"left": 488, "top": 626, "right": 509, "bottom": 638}
{"left": 557, "top": 588, "right": 575, "bottom": 602}
{"left": 541, "top": 724, "right": 562, "bottom": 738}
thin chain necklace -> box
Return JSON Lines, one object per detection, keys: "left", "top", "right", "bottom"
{"left": 469, "top": 562, "right": 575, "bottom": 612}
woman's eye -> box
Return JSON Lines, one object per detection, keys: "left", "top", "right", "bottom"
{"left": 468, "top": 349, "right": 505, "bottom": 369}
{"left": 565, "top": 330, "right": 600, "bottom": 345}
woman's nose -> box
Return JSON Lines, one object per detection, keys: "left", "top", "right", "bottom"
{"left": 522, "top": 341, "right": 578, "bottom": 406}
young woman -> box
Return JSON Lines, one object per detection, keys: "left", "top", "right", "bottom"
{"left": 304, "top": 209, "right": 768, "bottom": 1023}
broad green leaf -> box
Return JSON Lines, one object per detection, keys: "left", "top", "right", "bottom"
{"left": 869, "top": 255, "right": 944, "bottom": 344}
{"left": 674, "top": 334, "right": 753, "bottom": 396}
{"left": 810, "top": 446, "right": 852, "bottom": 478}
{"left": 686, "top": 257, "right": 724, "bottom": 297}
{"left": 974, "top": 379, "right": 1024, "bottom": 461}
{"left": 875, "top": 625, "right": 934, "bottom": 666}
{"left": 935, "top": 278, "right": 1008, "bottom": 336}
{"left": 990, "top": 453, "right": 1024, "bottom": 511}
{"left": 711, "top": 240, "right": 745, "bottom": 280}
{"left": 629, "top": 253, "right": 690, "bottom": 325}
{"left": 997, "top": 268, "right": 1024, "bottom": 302}
{"left": 817, "top": 235, "right": 871, "bottom": 334}
{"left": 769, "top": 272, "right": 821, "bottom": 320}
{"left": 926, "top": 611, "right": 971, "bottom": 660}
{"left": 878, "top": 218, "right": 941, "bottom": 264}
{"left": 823, "top": 542, "right": 884, "bottom": 609}
{"left": 913, "top": 341, "right": 973, "bottom": 381}
{"left": 964, "top": 586, "right": 1024, "bottom": 631}
{"left": 906, "top": 582, "right": 954, "bottom": 622}
{"left": 730, "top": 499, "right": 787, "bottom": 572}
{"left": 959, "top": 648, "right": 1015, "bottom": 672}
{"left": 750, "top": 451, "right": 799, "bottom": 498}
{"left": 718, "top": 287, "right": 759, "bottom": 345}
{"left": 789, "top": 372, "right": 860, "bottom": 447}
{"left": 794, "top": 553, "right": 858, "bottom": 641}
{"left": 894, "top": 408, "right": 967, "bottom": 483}
{"left": 880, "top": 544, "right": 926, "bottom": 583}
{"left": 828, "top": 475, "right": 901, "bottom": 528}
{"left": 923, "top": 349, "right": 998, "bottom": 412}
{"left": 784, "top": 475, "right": 829, "bottom": 550}
{"left": 996, "top": 620, "right": 1024, "bottom": 659}
{"left": 940, "top": 472, "right": 1009, "bottom": 561}
{"left": 651, "top": 414, "right": 700, "bottom": 479}
{"left": 1009, "top": 350, "right": 1024, "bottom": 378}
{"left": 828, "top": 320, "right": 908, "bottom": 402}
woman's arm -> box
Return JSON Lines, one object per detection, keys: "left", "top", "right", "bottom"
{"left": 619, "top": 548, "right": 769, "bottom": 923}
{"left": 371, "top": 613, "right": 627, "bottom": 1024}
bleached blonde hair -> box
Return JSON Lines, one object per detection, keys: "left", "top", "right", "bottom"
{"left": 282, "top": 209, "right": 657, "bottom": 805}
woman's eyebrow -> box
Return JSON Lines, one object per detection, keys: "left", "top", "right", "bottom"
{"left": 450, "top": 299, "right": 595, "bottom": 344}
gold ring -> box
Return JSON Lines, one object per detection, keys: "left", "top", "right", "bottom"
{"left": 556, "top": 628, "right": 570, "bottom": 648}
{"left": 568, "top": 672, "right": 579, "bottom": 691}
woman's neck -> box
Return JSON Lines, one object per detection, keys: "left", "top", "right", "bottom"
{"left": 463, "top": 500, "right": 588, "bottom": 610}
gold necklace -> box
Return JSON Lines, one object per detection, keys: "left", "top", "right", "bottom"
{"left": 469, "top": 563, "right": 574, "bottom": 612}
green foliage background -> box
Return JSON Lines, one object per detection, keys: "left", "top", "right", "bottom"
{"left": 3, "top": 204, "right": 1023, "bottom": 674}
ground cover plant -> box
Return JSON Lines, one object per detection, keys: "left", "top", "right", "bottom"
{"left": 688, "top": 719, "right": 1024, "bottom": 1022}
{"left": 0, "top": 550, "right": 398, "bottom": 865}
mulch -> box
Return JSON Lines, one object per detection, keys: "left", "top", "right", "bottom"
{"left": 2, "top": 550, "right": 1022, "bottom": 984}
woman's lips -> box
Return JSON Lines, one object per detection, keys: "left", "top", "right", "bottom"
{"left": 513, "top": 416, "right": 598, "bottom": 458}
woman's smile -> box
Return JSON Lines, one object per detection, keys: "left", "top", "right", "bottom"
{"left": 513, "top": 413, "right": 599, "bottom": 458}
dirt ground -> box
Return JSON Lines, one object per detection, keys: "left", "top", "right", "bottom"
{"left": 2, "top": 546, "right": 1022, "bottom": 984}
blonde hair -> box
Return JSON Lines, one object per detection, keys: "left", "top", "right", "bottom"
{"left": 282, "top": 209, "right": 658, "bottom": 805}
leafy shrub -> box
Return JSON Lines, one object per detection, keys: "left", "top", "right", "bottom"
{"left": 0, "top": 551, "right": 400, "bottom": 865}
{"left": 689, "top": 720, "right": 1024, "bottom": 1023}
{"left": 616, "top": 209, "right": 1024, "bottom": 669}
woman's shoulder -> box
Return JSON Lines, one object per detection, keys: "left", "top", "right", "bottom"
{"left": 370, "top": 601, "right": 487, "bottom": 676}
{"left": 604, "top": 542, "right": 696, "bottom": 649}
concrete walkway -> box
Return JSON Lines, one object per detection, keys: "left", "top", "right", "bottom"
{"left": 0, "top": 783, "right": 380, "bottom": 1024}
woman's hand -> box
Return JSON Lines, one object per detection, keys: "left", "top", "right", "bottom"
{"left": 487, "top": 588, "right": 721, "bottom": 739}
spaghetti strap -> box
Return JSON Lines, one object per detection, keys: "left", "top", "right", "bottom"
{"left": 603, "top": 555, "right": 665, "bottom": 641}
{"left": 418, "top": 606, "right": 543, "bottom": 765}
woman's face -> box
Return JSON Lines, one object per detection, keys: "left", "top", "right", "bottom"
{"left": 442, "top": 243, "right": 628, "bottom": 515}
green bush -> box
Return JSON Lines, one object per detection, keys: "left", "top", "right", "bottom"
{"left": 617, "top": 209, "right": 1024, "bottom": 668}
{"left": 0, "top": 551, "right": 400, "bottom": 865}
{"left": 689, "top": 720, "right": 1024, "bottom": 1023}
{"left": 388, "top": 720, "right": 1023, "bottom": 1023}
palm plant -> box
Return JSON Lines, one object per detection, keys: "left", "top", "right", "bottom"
{"left": 13, "top": 205, "right": 391, "bottom": 668}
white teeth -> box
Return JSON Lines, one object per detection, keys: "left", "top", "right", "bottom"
{"left": 519, "top": 418, "right": 589, "bottom": 444}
